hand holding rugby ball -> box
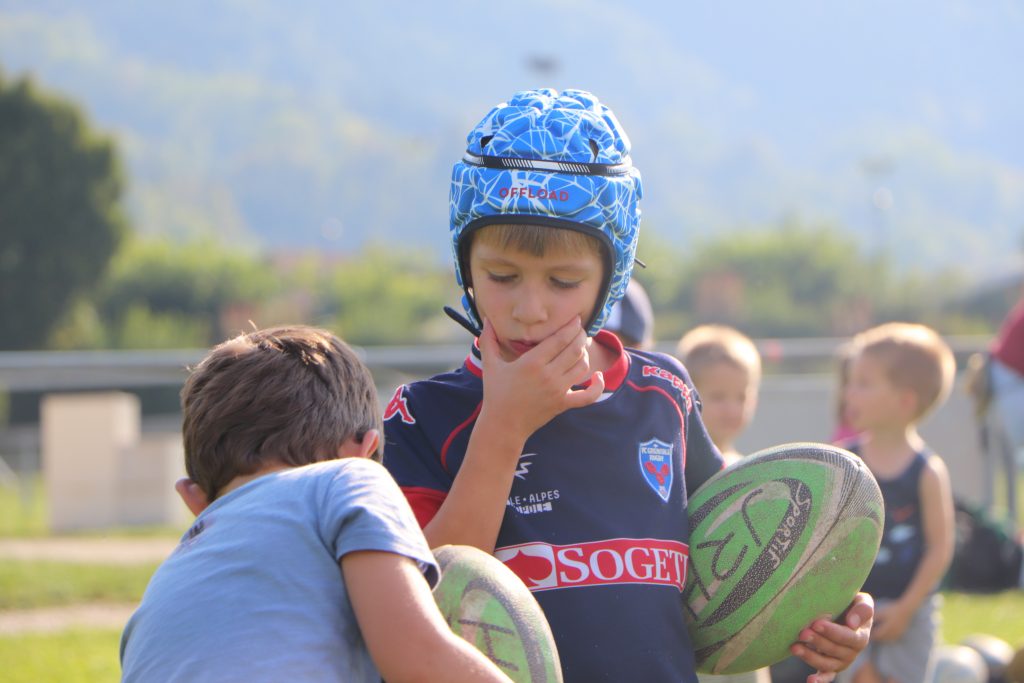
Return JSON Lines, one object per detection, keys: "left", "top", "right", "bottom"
{"left": 683, "top": 442, "right": 884, "bottom": 674}
{"left": 432, "top": 544, "right": 563, "bottom": 683}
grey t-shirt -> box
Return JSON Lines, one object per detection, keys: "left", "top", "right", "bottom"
{"left": 120, "top": 458, "right": 438, "bottom": 682}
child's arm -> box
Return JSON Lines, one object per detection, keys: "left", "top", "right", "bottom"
{"left": 789, "top": 592, "right": 874, "bottom": 683}
{"left": 343, "top": 549, "right": 513, "bottom": 683}
{"left": 422, "top": 317, "right": 604, "bottom": 552}
{"left": 871, "top": 454, "right": 955, "bottom": 641}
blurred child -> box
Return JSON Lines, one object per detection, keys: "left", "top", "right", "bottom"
{"left": 676, "top": 324, "right": 762, "bottom": 464}
{"left": 383, "top": 88, "right": 872, "bottom": 683}
{"left": 830, "top": 344, "right": 859, "bottom": 444}
{"left": 677, "top": 324, "right": 771, "bottom": 683}
{"left": 604, "top": 278, "right": 655, "bottom": 350}
{"left": 835, "top": 323, "right": 957, "bottom": 683}
{"left": 120, "top": 325, "right": 511, "bottom": 683}
{"left": 984, "top": 291, "right": 1024, "bottom": 527}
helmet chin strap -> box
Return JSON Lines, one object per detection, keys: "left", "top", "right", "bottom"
{"left": 443, "top": 306, "right": 481, "bottom": 337}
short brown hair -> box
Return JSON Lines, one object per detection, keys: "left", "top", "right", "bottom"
{"left": 181, "top": 325, "right": 381, "bottom": 500}
{"left": 849, "top": 322, "right": 956, "bottom": 421}
{"left": 470, "top": 223, "right": 604, "bottom": 260}
{"left": 676, "top": 325, "right": 762, "bottom": 387}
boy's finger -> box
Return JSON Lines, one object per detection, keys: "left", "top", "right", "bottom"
{"left": 564, "top": 371, "right": 605, "bottom": 410}
{"left": 807, "top": 673, "right": 836, "bottom": 683}
{"left": 790, "top": 641, "right": 843, "bottom": 677}
{"left": 550, "top": 328, "right": 591, "bottom": 377}
{"left": 842, "top": 593, "right": 873, "bottom": 632}
{"left": 532, "top": 316, "right": 585, "bottom": 362}
{"left": 478, "top": 318, "right": 501, "bottom": 362}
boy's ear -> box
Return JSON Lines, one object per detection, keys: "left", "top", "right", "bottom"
{"left": 338, "top": 429, "right": 380, "bottom": 460}
{"left": 175, "top": 478, "right": 210, "bottom": 516}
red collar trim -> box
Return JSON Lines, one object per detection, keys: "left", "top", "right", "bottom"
{"left": 590, "top": 329, "right": 628, "bottom": 392}
{"left": 465, "top": 338, "right": 483, "bottom": 377}
{"left": 463, "top": 329, "right": 628, "bottom": 392}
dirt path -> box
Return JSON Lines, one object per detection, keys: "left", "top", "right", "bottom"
{"left": 0, "top": 604, "right": 138, "bottom": 636}
{"left": 0, "top": 537, "right": 177, "bottom": 565}
{"left": 0, "top": 537, "right": 178, "bottom": 635}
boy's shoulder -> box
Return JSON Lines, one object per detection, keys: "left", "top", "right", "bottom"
{"left": 915, "top": 441, "right": 952, "bottom": 476}
{"left": 230, "top": 459, "right": 392, "bottom": 503}
{"left": 626, "top": 347, "right": 697, "bottom": 387}
{"left": 421, "top": 350, "right": 483, "bottom": 389}
{"left": 292, "top": 458, "right": 396, "bottom": 491}
{"left": 627, "top": 347, "right": 689, "bottom": 373}
{"left": 300, "top": 456, "right": 386, "bottom": 477}
{"left": 391, "top": 353, "right": 484, "bottom": 405}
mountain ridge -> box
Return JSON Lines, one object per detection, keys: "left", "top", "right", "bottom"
{"left": 1, "top": 1, "right": 1021, "bottom": 279}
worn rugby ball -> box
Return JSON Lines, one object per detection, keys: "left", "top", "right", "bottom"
{"left": 683, "top": 442, "right": 883, "bottom": 674}
{"left": 432, "top": 544, "right": 563, "bottom": 683}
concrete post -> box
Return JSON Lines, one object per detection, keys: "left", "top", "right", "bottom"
{"left": 119, "top": 433, "right": 189, "bottom": 527}
{"left": 42, "top": 392, "right": 140, "bottom": 532}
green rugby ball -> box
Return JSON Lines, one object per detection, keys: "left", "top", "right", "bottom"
{"left": 432, "top": 544, "right": 563, "bottom": 683}
{"left": 683, "top": 442, "right": 883, "bottom": 674}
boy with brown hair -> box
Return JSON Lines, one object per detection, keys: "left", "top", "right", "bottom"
{"left": 676, "top": 324, "right": 763, "bottom": 465}
{"left": 836, "top": 322, "right": 957, "bottom": 683}
{"left": 383, "top": 88, "right": 873, "bottom": 683}
{"left": 120, "top": 325, "right": 511, "bottom": 683}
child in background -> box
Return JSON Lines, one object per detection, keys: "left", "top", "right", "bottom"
{"left": 383, "top": 88, "right": 872, "bottom": 683}
{"left": 677, "top": 324, "right": 771, "bottom": 683}
{"left": 676, "top": 324, "right": 762, "bottom": 465}
{"left": 603, "top": 278, "right": 655, "bottom": 350}
{"left": 120, "top": 325, "right": 511, "bottom": 683}
{"left": 830, "top": 344, "right": 860, "bottom": 444}
{"left": 985, "top": 290, "right": 1024, "bottom": 527}
{"left": 835, "top": 322, "right": 957, "bottom": 683}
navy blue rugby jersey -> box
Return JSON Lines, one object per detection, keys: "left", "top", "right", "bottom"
{"left": 383, "top": 331, "right": 725, "bottom": 683}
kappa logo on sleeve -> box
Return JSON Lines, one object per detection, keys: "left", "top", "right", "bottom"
{"left": 494, "top": 538, "right": 688, "bottom": 592}
{"left": 641, "top": 365, "right": 695, "bottom": 412}
{"left": 383, "top": 386, "right": 415, "bottom": 424}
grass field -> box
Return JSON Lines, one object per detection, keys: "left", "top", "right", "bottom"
{"left": 942, "top": 591, "right": 1024, "bottom": 645}
{"left": 2, "top": 592, "right": 1022, "bottom": 682}
{"left": 0, "top": 475, "right": 183, "bottom": 538}
{"left": 0, "top": 477, "right": 47, "bottom": 537}
{"left": 2, "top": 476, "right": 1023, "bottom": 681}
{"left": 1, "top": 629, "right": 123, "bottom": 683}
{"left": 0, "top": 560, "right": 160, "bottom": 610}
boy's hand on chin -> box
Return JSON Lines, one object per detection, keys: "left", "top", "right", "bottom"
{"left": 479, "top": 317, "right": 605, "bottom": 439}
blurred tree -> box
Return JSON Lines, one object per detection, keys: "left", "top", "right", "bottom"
{"left": 653, "top": 224, "right": 890, "bottom": 340}
{"left": 92, "top": 237, "right": 276, "bottom": 348}
{"left": 0, "top": 71, "right": 128, "bottom": 349}
{"left": 322, "top": 244, "right": 454, "bottom": 345}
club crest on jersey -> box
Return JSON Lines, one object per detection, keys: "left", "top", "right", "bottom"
{"left": 638, "top": 438, "right": 673, "bottom": 502}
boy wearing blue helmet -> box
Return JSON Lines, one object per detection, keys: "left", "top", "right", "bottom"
{"left": 383, "top": 89, "right": 873, "bottom": 683}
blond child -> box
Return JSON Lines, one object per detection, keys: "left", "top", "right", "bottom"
{"left": 677, "top": 324, "right": 762, "bottom": 464}
{"left": 830, "top": 343, "right": 860, "bottom": 444}
{"left": 835, "top": 323, "right": 957, "bottom": 683}
{"left": 120, "top": 325, "right": 511, "bottom": 683}
{"left": 677, "top": 324, "right": 772, "bottom": 683}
